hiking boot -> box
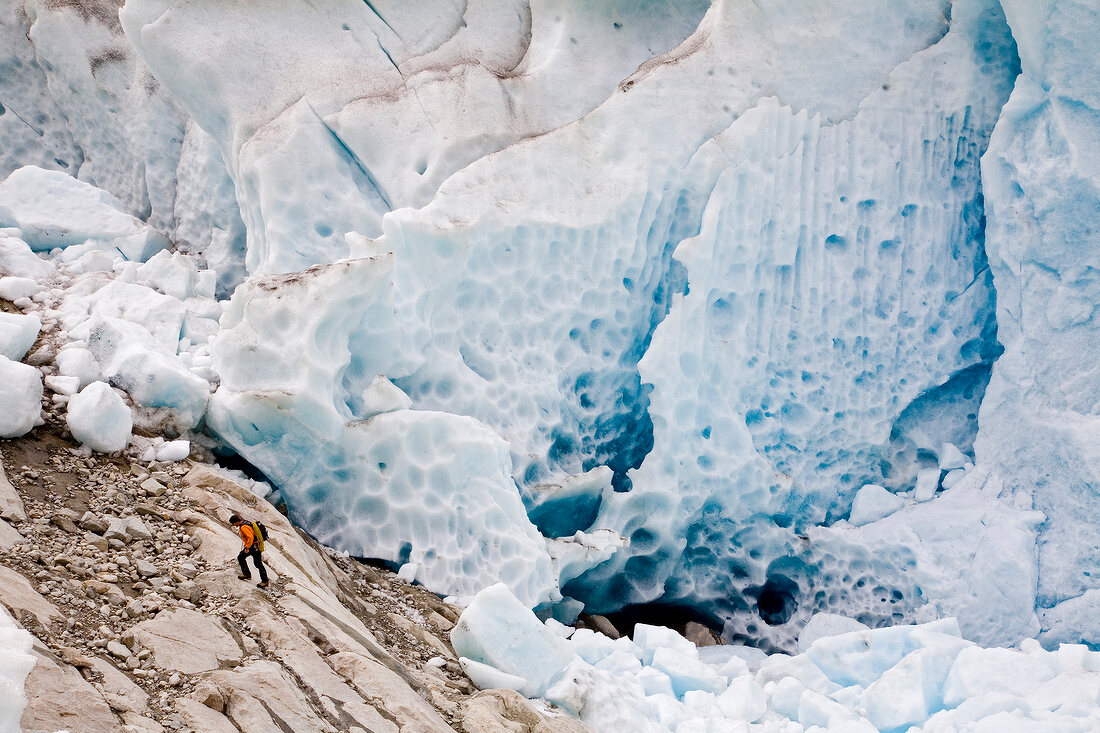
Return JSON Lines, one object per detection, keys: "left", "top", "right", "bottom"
{"left": 237, "top": 574, "right": 251, "bottom": 580}
{"left": 257, "top": 581, "right": 269, "bottom": 588}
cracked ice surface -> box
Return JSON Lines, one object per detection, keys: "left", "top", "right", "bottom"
{"left": 120, "top": 0, "right": 711, "bottom": 274}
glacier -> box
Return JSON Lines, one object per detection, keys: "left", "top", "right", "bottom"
{"left": 183, "top": 0, "right": 1037, "bottom": 647}
{"left": 1, "top": 0, "right": 1100, "bottom": 727}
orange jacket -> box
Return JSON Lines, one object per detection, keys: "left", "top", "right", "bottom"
{"left": 238, "top": 523, "right": 256, "bottom": 551}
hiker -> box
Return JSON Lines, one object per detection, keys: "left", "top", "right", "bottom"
{"left": 229, "top": 513, "right": 269, "bottom": 588}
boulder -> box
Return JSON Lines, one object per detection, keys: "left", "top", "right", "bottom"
{"left": 106, "top": 640, "right": 131, "bottom": 659}
{"left": 192, "top": 680, "right": 226, "bottom": 711}
{"left": 124, "top": 516, "right": 154, "bottom": 542}
{"left": 462, "top": 688, "right": 590, "bottom": 733}
{"left": 105, "top": 516, "right": 153, "bottom": 543}
{"left": 328, "top": 651, "right": 454, "bottom": 733}
{"left": 78, "top": 512, "right": 109, "bottom": 534}
{"left": 119, "top": 712, "right": 165, "bottom": 732}
{"left": 21, "top": 647, "right": 119, "bottom": 733}
{"left": 87, "top": 656, "right": 151, "bottom": 714}
{"left": 683, "top": 621, "right": 722, "bottom": 647}
{"left": 0, "top": 459, "right": 27, "bottom": 522}
{"left": 174, "top": 698, "right": 238, "bottom": 733}
{"left": 0, "top": 566, "right": 59, "bottom": 629}
{"left": 129, "top": 608, "right": 241, "bottom": 674}
{"left": 204, "top": 660, "right": 336, "bottom": 733}
{"left": 234, "top": 607, "right": 401, "bottom": 732}
{"left": 0, "top": 518, "right": 23, "bottom": 549}
{"left": 135, "top": 559, "right": 160, "bottom": 578}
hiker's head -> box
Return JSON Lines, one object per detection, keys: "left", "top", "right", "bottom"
{"left": 229, "top": 513, "right": 243, "bottom": 526}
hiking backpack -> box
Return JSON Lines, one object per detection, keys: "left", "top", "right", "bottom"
{"left": 250, "top": 521, "right": 268, "bottom": 551}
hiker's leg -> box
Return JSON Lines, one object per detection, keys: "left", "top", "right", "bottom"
{"left": 237, "top": 551, "right": 252, "bottom": 579}
{"left": 251, "top": 549, "right": 268, "bottom": 583}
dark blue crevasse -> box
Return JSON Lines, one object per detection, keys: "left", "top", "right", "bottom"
{"left": 527, "top": 194, "right": 697, "bottom": 538}
{"left": 884, "top": 176, "right": 1005, "bottom": 490}
{"left": 528, "top": 183, "right": 699, "bottom": 519}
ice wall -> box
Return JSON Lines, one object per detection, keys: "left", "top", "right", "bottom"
{"left": 572, "top": 0, "right": 1022, "bottom": 649}
{"left": 192, "top": 0, "right": 1037, "bottom": 646}
{"left": 6, "top": 0, "right": 1095, "bottom": 655}
{"left": 977, "top": 0, "right": 1100, "bottom": 648}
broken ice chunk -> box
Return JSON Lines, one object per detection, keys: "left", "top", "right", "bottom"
{"left": 450, "top": 583, "right": 575, "bottom": 698}
{"left": 458, "top": 657, "right": 528, "bottom": 693}
{"left": 913, "top": 468, "right": 941, "bottom": 502}
{"left": 0, "top": 276, "right": 37, "bottom": 301}
{"left": 43, "top": 375, "right": 80, "bottom": 396}
{"left": 0, "top": 167, "right": 169, "bottom": 257}
{"left": 359, "top": 375, "right": 413, "bottom": 419}
{"left": 939, "top": 442, "right": 968, "bottom": 470}
{"left": 941, "top": 467, "right": 968, "bottom": 490}
{"left": 848, "top": 484, "right": 905, "bottom": 526}
{"left": 0, "top": 235, "right": 56, "bottom": 280}
{"left": 155, "top": 440, "right": 190, "bottom": 462}
{"left": 0, "top": 312, "right": 40, "bottom": 361}
{"left": 66, "top": 381, "right": 132, "bottom": 453}
{"left": 797, "top": 613, "right": 870, "bottom": 653}
{"left": 85, "top": 317, "right": 210, "bottom": 429}
{"left": 0, "top": 356, "right": 42, "bottom": 438}
{"left": 56, "top": 346, "right": 102, "bottom": 390}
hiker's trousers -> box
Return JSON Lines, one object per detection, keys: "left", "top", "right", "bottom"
{"left": 238, "top": 547, "right": 268, "bottom": 583}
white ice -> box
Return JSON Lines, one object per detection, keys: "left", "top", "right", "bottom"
{"left": 451, "top": 583, "right": 576, "bottom": 698}
{"left": 94, "top": 0, "right": 1092, "bottom": 657}
{"left": 155, "top": 439, "right": 190, "bottom": 462}
{"left": 120, "top": 0, "right": 709, "bottom": 275}
{"left": 0, "top": 605, "right": 35, "bottom": 733}
{"left": 0, "top": 356, "right": 42, "bottom": 439}
{"left": 66, "top": 381, "right": 133, "bottom": 453}
{"left": 0, "top": 166, "right": 169, "bottom": 260}
{"left": 359, "top": 375, "right": 413, "bottom": 420}
{"left": 0, "top": 276, "right": 37, "bottom": 301}
{"left": 847, "top": 485, "right": 905, "bottom": 527}
{"left": 186, "top": 0, "right": 1017, "bottom": 643}
{"left": 454, "top": 583, "right": 1100, "bottom": 733}
{"left": 55, "top": 346, "right": 101, "bottom": 392}
{"left": 579, "top": 0, "right": 1019, "bottom": 649}
{"left": 0, "top": 312, "right": 39, "bottom": 361}
{"left": 0, "top": 235, "right": 56, "bottom": 281}
{"left": 83, "top": 317, "right": 209, "bottom": 431}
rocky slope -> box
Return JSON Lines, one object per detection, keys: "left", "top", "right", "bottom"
{"left": 0, "top": 420, "right": 589, "bottom": 733}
